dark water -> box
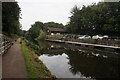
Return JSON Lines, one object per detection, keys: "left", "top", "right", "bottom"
{"left": 39, "top": 41, "right": 120, "bottom": 79}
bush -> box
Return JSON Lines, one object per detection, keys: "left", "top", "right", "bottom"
{"left": 25, "top": 40, "right": 39, "bottom": 55}
{"left": 37, "top": 29, "right": 46, "bottom": 41}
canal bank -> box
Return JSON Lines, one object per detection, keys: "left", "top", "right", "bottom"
{"left": 20, "top": 40, "right": 54, "bottom": 78}
{"left": 39, "top": 41, "right": 120, "bottom": 79}
{"left": 20, "top": 38, "right": 120, "bottom": 79}
{"left": 46, "top": 39, "right": 120, "bottom": 58}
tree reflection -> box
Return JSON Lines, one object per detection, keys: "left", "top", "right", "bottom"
{"left": 40, "top": 41, "right": 120, "bottom": 79}
{"left": 66, "top": 50, "right": 120, "bottom": 79}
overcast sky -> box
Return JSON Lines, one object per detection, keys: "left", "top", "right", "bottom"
{"left": 17, "top": 0, "right": 101, "bottom": 30}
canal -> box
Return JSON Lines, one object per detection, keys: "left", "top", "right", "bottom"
{"left": 38, "top": 41, "right": 120, "bottom": 79}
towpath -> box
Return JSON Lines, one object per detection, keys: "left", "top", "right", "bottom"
{"left": 2, "top": 38, "right": 28, "bottom": 78}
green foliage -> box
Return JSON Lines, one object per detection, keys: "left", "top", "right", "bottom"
{"left": 37, "top": 29, "right": 46, "bottom": 41}
{"left": 44, "top": 22, "right": 64, "bottom": 28}
{"left": 20, "top": 30, "right": 27, "bottom": 37}
{"left": 66, "top": 2, "right": 120, "bottom": 36}
{"left": 26, "top": 40, "right": 39, "bottom": 54}
{"left": 36, "top": 30, "right": 46, "bottom": 53}
{"left": 2, "top": 2, "right": 21, "bottom": 35}
{"left": 29, "top": 21, "right": 44, "bottom": 38}
{"left": 25, "top": 21, "right": 44, "bottom": 42}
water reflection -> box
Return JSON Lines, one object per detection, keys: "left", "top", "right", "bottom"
{"left": 39, "top": 41, "right": 120, "bottom": 79}
{"left": 40, "top": 53, "right": 78, "bottom": 78}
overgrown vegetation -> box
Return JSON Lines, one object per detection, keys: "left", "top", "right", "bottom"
{"left": 66, "top": 2, "right": 120, "bottom": 36}
{"left": 20, "top": 39, "right": 53, "bottom": 78}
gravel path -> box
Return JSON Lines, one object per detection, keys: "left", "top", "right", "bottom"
{"left": 2, "top": 38, "right": 28, "bottom": 78}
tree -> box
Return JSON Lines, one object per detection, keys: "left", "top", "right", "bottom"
{"left": 25, "top": 21, "right": 45, "bottom": 43}
{"left": 37, "top": 29, "right": 46, "bottom": 41}
{"left": 28, "top": 21, "right": 44, "bottom": 41}
{"left": 66, "top": 2, "right": 120, "bottom": 36}
{"left": 44, "top": 22, "right": 64, "bottom": 28}
{"left": 2, "top": 2, "right": 21, "bottom": 35}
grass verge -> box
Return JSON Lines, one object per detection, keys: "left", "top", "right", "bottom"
{"left": 20, "top": 40, "right": 53, "bottom": 78}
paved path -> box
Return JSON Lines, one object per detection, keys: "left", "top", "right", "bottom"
{"left": 2, "top": 38, "right": 28, "bottom": 78}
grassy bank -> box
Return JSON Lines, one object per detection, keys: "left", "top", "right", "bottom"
{"left": 20, "top": 40, "right": 53, "bottom": 78}
{"left": 46, "top": 34, "right": 63, "bottom": 40}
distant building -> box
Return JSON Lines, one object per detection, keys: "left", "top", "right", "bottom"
{"left": 47, "top": 27, "right": 65, "bottom": 35}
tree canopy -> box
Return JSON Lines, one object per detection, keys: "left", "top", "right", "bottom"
{"left": 66, "top": 2, "right": 120, "bottom": 36}
{"left": 2, "top": 2, "right": 21, "bottom": 35}
{"left": 25, "top": 21, "right": 44, "bottom": 42}
{"left": 44, "top": 22, "right": 64, "bottom": 28}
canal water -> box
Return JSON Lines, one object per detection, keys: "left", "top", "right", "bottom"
{"left": 38, "top": 41, "right": 120, "bottom": 79}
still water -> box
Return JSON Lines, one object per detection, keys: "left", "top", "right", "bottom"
{"left": 39, "top": 42, "right": 120, "bottom": 79}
